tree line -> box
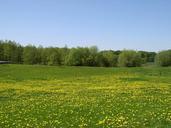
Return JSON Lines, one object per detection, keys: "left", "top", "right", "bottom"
{"left": 0, "top": 40, "right": 170, "bottom": 67}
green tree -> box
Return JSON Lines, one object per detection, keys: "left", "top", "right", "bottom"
{"left": 47, "top": 48, "right": 62, "bottom": 66}
{"left": 155, "top": 50, "right": 171, "bottom": 66}
{"left": 40, "top": 48, "right": 48, "bottom": 65}
{"left": 65, "top": 47, "right": 90, "bottom": 66}
{"left": 60, "top": 46, "right": 69, "bottom": 65}
{"left": 14, "top": 44, "right": 23, "bottom": 63}
{"left": 118, "top": 50, "right": 142, "bottom": 67}
{"left": 147, "top": 52, "right": 156, "bottom": 62}
{"left": 138, "top": 51, "right": 148, "bottom": 64}
{"left": 23, "top": 45, "right": 38, "bottom": 64}
{"left": 86, "top": 46, "right": 98, "bottom": 66}
{"left": 101, "top": 51, "right": 118, "bottom": 67}
{"left": 0, "top": 41, "right": 4, "bottom": 60}
{"left": 1, "top": 40, "right": 21, "bottom": 63}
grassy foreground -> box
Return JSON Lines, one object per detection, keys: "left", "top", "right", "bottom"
{"left": 0, "top": 64, "right": 171, "bottom": 128}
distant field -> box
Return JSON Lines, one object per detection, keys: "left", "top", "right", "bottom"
{"left": 0, "top": 64, "right": 171, "bottom": 127}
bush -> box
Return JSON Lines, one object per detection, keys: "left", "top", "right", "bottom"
{"left": 155, "top": 50, "right": 171, "bottom": 66}
{"left": 118, "top": 50, "right": 142, "bottom": 67}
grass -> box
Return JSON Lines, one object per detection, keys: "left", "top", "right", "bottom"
{"left": 0, "top": 64, "right": 171, "bottom": 127}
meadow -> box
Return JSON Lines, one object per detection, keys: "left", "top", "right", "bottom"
{"left": 0, "top": 64, "right": 171, "bottom": 128}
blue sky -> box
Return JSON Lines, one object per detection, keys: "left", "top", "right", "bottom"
{"left": 0, "top": 0, "right": 171, "bottom": 51}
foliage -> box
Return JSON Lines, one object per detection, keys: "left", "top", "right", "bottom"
{"left": 46, "top": 48, "right": 62, "bottom": 66}
{"left": 138, "top": 51, "right": 156, "bottom": 63}
{"left": 0, "top": 40, "right": 160, "bottom": 67}
{"left": 101, "top": 51, "right": 118, "bottom": 67}
{"left": 65, "top": 47, "right": 88, "bottom": 66}
{"left": 155, "top": 49, "right": 171, "bottom": 66}
{"left": 118, "top": 50, "right": 142, "bottom": 67}
{"left": 0, "top": 40, "right": 23, "bottom": 63}
{"left": 23, "top": 45, "right": 39, "bottom": 64}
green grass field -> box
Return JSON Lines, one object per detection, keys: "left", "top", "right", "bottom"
{"left": 0, "top": 64, "right": 171, "bottom": 127}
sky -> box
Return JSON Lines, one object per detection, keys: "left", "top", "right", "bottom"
{"left": 0, "top": 0, "right": 171, "bottom": 51}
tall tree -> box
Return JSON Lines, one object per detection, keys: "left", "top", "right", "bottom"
{"left": 23, "top": 45, "right": 38, "bottom": 64}
{"left": 101, "top": 51, "right": 118, "bottom": 67}
{"left": 0, "top": 41, "right": 4, "bottom": 60}
{"left": 155, "top": 50, "right": 171, "bottom": 66}
{"left": 118, "top": 50, "right": 142, "bottom": 67}
{"left": 47, "top": 48, "right": 62, "bottom": 66}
